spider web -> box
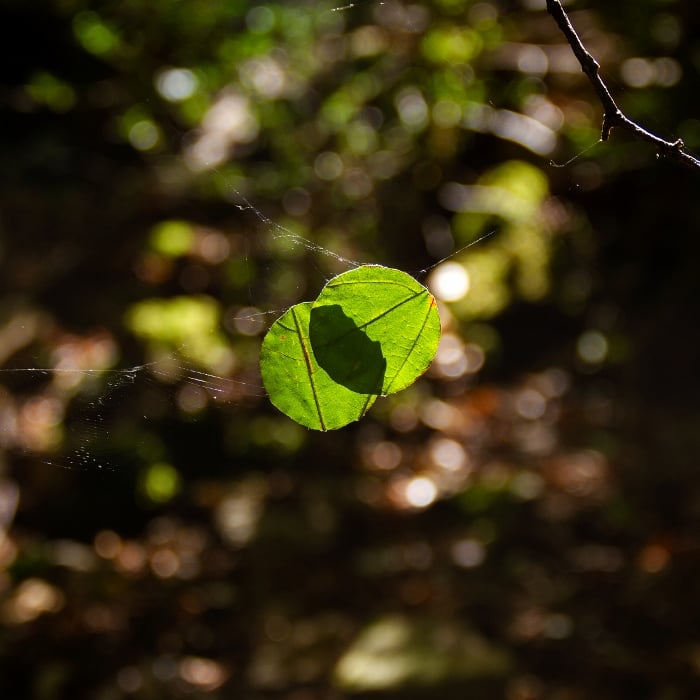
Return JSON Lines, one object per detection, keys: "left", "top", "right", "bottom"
{"left": 0, "top": 0, "right": 498, "bottom": 474}
{"left": 0, "top": 178, "right": 490, "bottom": 474}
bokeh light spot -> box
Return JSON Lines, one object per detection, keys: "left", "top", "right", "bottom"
{"left": 638, "top": 544, "right": 670, "bottom": 573}
{"left": 231, "top": 307, "right": 265, "bottom": 336}
{"left": 3, "top": 578, "right": 65, "bottom": 624}
{"left": 451, "top": 539, "right": 485, "bottom": 568}
{"left": 117, "top": 666, "right": 143, "bottom": 693}
{"left": 621, "top": 56, "right": 682, "bottom": 88}
{"left": 73, "top": 11, "right": 119, "bottom": 55}
{"left": 405, "top": 477, "right": 437, "bottom": 508}
{"left": 177, "top": 384, "right": 208, "bottom": 414}
{"left": 428, "top": 262, "right": 470, "bottom": 302}
{"left": 129, "top": 120, "right": 160, "bottom": 151}
{"left": 577, "top": 330, "right": 608, "bottom": 365}
{"left": 430, "top": 438, "right": 468, "bottom": 471}
{"left": 246, "top": 6, "right": 275, "bottom": 34}
{"left": 150, "top": 548, "right": 180, "bottom": 578}
{"left": 150, "top": 220, "right": 194, "bottom": 257}
{"left": 155, "top": 68, "right": 199, "bottom": 102}
{"left": 395, "top": 87, "right": 428, "bottom": 131}
{"left": 515, "top": 388, "right": 546, "bottom": 420}
{"left": 179, "top": 656, "right": 228, "bottom": 691}
{"left": 371, "top": 441, "right": 402, "bottom": 470}
{"left": 94, "top": 530, "right": 122, "bottom": 559}
{"left": 141, "top": 462, "right": 181, "bottom": 504}
{"left": 314, "top": 151, "right": 344, "bottom": 180}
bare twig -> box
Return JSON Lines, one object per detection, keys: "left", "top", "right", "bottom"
{"left": 546, "top": 0, "right": 700, "bottom": 170}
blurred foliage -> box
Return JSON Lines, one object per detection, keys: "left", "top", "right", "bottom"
{"left": 2, "top": 0, "right": 700, "bottom": 698}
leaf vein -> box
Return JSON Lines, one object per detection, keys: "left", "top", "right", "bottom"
{"left": 384, "top": 298, "right": 436, "bottom": 394}
{"left": 291, "top": 305, "right": 326, "bottom": 431}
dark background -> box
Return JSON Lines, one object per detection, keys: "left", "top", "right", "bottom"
{"left": 1, "top": 0, "right": 700, "bottom": 698}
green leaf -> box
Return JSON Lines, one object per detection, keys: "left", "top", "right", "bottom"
{"left": 260, "top": 302, "right": 378, "bottom": 431}
{"left": 310, "top": 265, "right": 441, "bottom": 395}
{"left": 260, "top": 266, "right": 441, "bottom": 431}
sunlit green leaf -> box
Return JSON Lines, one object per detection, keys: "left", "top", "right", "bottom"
{"left": 260, "top": 302, "right": 377, "bottom": 431}
{"left": 310, "top": 265, "right": 441, "bottom": 396}
{"left": 261, "top": 266, "right": 441, "bottom": 430}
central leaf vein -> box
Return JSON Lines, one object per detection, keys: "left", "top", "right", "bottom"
{"left": 291, "top": 306, "right": 326, "bottom": 431}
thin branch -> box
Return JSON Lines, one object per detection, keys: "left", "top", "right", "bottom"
{"left": 546, "top": 0, "right": 700, "bottom": 170}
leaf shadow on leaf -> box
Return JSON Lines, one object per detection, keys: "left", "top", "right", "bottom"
{"left": 309, "top": 304, "right": 386, "bottom": 394}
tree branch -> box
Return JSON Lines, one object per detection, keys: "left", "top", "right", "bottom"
{"left": 546, "top": 0, "right": 700, "bottom": 170}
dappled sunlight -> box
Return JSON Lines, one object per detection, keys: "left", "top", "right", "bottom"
{"left": 363, "top": 439, "right": 402, "bottom": 470}
{"left": 185, "top": 91, "right": 259, "bottom": 171}
{"left": 125, "top": 295, "right": 235, "bottom": 373}
{"left": 178, "top": 656, "right": 229, "bottom": 692}
{"left": 431, "top": 332, "right": 485, "bottom": 378}
{"left": 16, "top": 396, "right": 64, "bottom": 452}
{"left": 240, "top": 54, "right": 296, "bottom": 100}
{"left": 2, "top": 0, "right": 698, "bottom": 697}
{"left": 621, "top": 56, "right": 682, "bottom": 88}
{"left": 429, "top": 436, "right": 469, "bottom": 472}
{"left": 2, "top": 578, "right": 65, "bottom": 625}
{"left": 334, "top": 614, "right": 511, "bottom": 692}
{"left": 436, "top": 160, "right": 555, "bottom": 318}
{"left": 215, "top": 477, "right": 267, "bottom": 548}
{"left": 462, "top": 104, "right": 558, "bottom": 155}
{"left": 420, "top": 397, "right": 464, "bottom": 431}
